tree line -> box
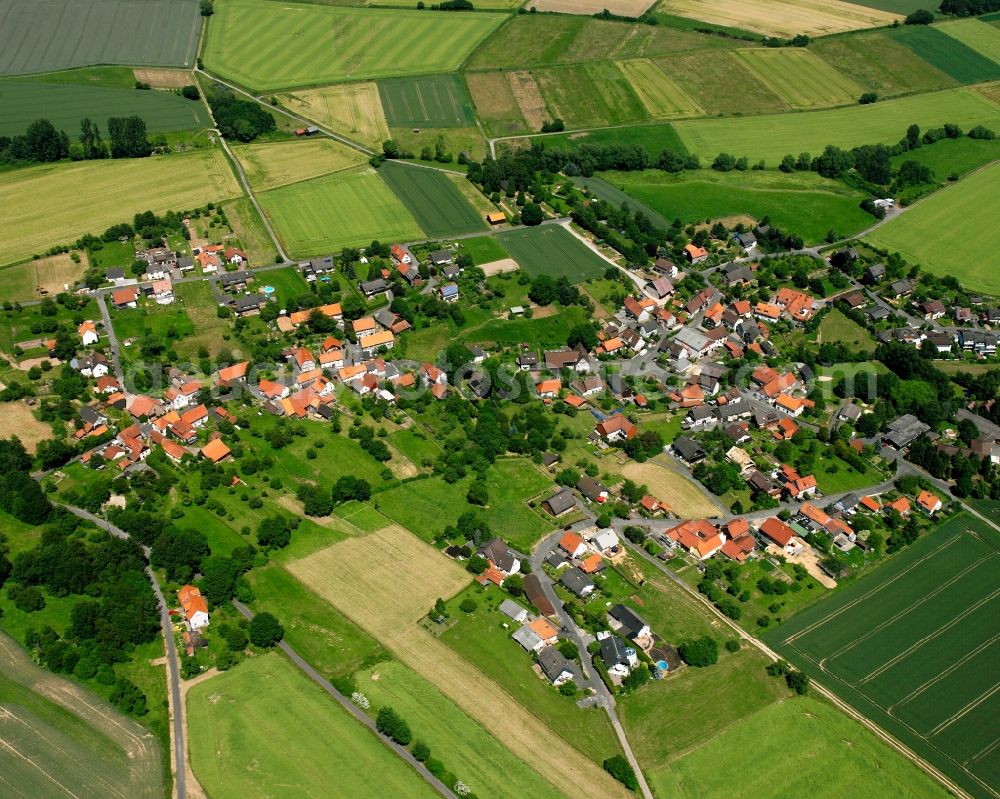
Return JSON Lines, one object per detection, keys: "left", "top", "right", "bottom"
{"left": 0, "top": 116, "right": 151, "bottom": 166}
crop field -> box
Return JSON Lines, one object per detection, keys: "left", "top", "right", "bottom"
{"left": 938, "top": 18, "right": 1000, "bottom": 65}
{"left": 232, "top": 139, "right": 365, "bottom": 192}
{"left": 0, "top": 252, "right": 87, "bottom": 302}
{"left": 287, "top": 525, "right": 629, "bottom": 799}
{"left": 281, "top": 82, "right": 389, "bottom": 149}
{"left": 649, "top": 696, "right": 952, "bottom": 799}
{"left": 0, "top": 80, "right": 209, "bottom": 137}
{"left": 655, "top": 51, "right": 788, "bottom": 116}
{"left": 887, "top": 26, "right": 1000, "bottom": 84}
{"left": 866, "top": 161, "right": 1000, "bottom": 295}
{"left": 258, "top": 167, "right": 422, "bottom": 257}
{"left": 0, "top": 0, "right": 200, "bottom": 75}
{"left": 573, "top": 176, "right": 671, "bottom": 230}
{"left": 673, "top": 86, "right": 1000, "bottom": 162}
{"left": 732, "top": 48, "right": 864, "bottom": 110}
{"left": 657, "top": 0, "right": 900, "bottom": 37}
{"left": 534, "top": 63, "right": 648, "bottom": 129}
{"left": 496, "top": 225, "right": 607, "bottom": 283}
{"left": 847, "top": 0, "right": 928, "bottom": 11}
{"left": 378, "top": 74, "right": 474, "bottom": 128}
{"left": 601, "top": 169, "right": 872, "bottom": 245}
{"left": 617, "top": 59, "right": 704, "bottom": 119}
{"left": 466, "top": 71, "right": 529, "bottom": 136}
{"left": 357, "top": 661, "right": 565, "bottom": 799}
{"left": 465, "top": 15, "right": 735, "bottom": 71}
{"left": 527, "top": 0, "right": 656, "bottom": 15}
{"left": 811, "top": 32, "right": 957, "bottom": 98}
{"left": 187, "top": 653, "right": 437, "bottom": 799}
{"left": 203, "top": 0, "right": 505, "bottom": 91}
{"left": 621, "top": 458, "right": 723, "bottom": 518}
{"left": 0, "top": 150, "right": 241, "bottom": 267}
{"left": 765, "top": 514, "right": 1000, "bottom": 799}
{"left": 377, "top": 161, "right": 484, "bottom": 238}
{"left": 0, "top": 633, "right": 162, "bottom": 799}
{"left": 0, "top": 401, "right": 57, "bottom": 454}
{"left": 534, "top": 122, "right": 688, "bottom": 155}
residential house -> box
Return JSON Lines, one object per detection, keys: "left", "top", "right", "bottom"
{"left": 647, "top": 277, "right": 674, "bottom": 300}
{"left": 499, "top": 599, "right": 529, "bottom": 623}
{"left": 577, "top": 475, "right": 608, "bottom": 504}
{"left": 591, "top": 528, "right": 620, "bottom": 554}
{"left": 201, "top": 438, "right": 232, "bottom": 463}
{"left": 759, "top": 517, "right": 803, "bottom": 556}
{"left": 735, "top": 231, "right": 756, "bottom": 253}
{"left": 479, "top": 537, "right": 521, "bottom": 576}
{"left": 111, "top": 286, "right": 139, "bottom": 308}
{"left": 77, "top": 353, "right": 110, "bottom": 378}
{"left": 609, "top": 604, "right": 651, "bottom": 644}
{"left": 217, "top": 361, "right": 249, "bottom": 388}
{"left": 523, "top": 574, "right": 556, "bottom": 616}
{"left": 233, "top": 294, "right": 266, "bottom": 317}
{"left": 560, "top": 567, "right": 596, "bottom": 598}
{"left": 919, "top": 300, "right": 946, "bottom": 320}
{"left": 219, "top": 271, "right": 251, "bottom": 292}
{"left": 360, "top": 278, "right": 389, "bottom": 298}
{"left": 78, "top": 320, "right": 99, "bottom": 346}
{"left": 512, "top": 625, "right": 545, "bottom": 653}
{"left": 358, "top": 329, "right": 394, "bottom": 355}
{"left": 595, "top": 415, "right": 637, "bottom": 443}
{"left": 439, "top": 282, "right": 459, "bottom": 303}
{"left": 537, "top": 648, "right": 575, "bottom": 686}
{"left": 600, "top": 635, "right": 638, "bottom": 678}
{"left": 671, "top": 435, "right": 705, "bottom": 464}
{"left": 663, "top": 518, "right": 725, "bottom": 560}
{"left": 883, "top": 414, "right": 930, "bottom": 450}
{"left": 559, "top": 532, "right": 587, "bottom": 559}
{"left": 684, "top": 243, "right": 708, "bottom": 264}
{"left": 542, "top": 488, "right": 576, "bottom": 517}
{"left": 544, "top": 348, "right": 587, "bottom": 372}
{"left": 916, "top": 490, "right": 942, "bottom": 515}
{"left": 179, "top": 585, "right": 210, "bottom": 631}
{"left": 536, "top": 378, "right": 561, "bottom": 399}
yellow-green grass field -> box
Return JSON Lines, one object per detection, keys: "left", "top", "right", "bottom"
{"left": 0, "top": 149, "right": 241, "bottom": 267}
{"left": 818, "top": 307, "right": 876, "bottom": 351}
{"left": 674, "top": 86, "right": 1000, "bottom": 162}
{"left": 654, "top": 50, "right": 788, "bottom": 116}
{"left": 388, "top": 125, "right": 489, "bottom": 164}
{"left": 866, "top": 161, "right": 1000, "bottom": 295}
{"left": 938, "top": 18, "right": 1000, "bottom": 65}
{"left": 656, "top": 0, "right": 901, "bottom": 38}
{"left": 466, "top": 71, "right": 530, "bottom": 136}
{"left": 203, "top": 0, "right": 505, "bottom": 91}
{"left": 231, "top": 138, "right": 365, "bottom": 192}
{"left": 733, "top": 48, "right": 865, "bottom": 109}
{"left": 258, "top": 167, "right": 423, "bottom": 258}
{"left": 617, "top": 59, "right": 704, "bottom": 119}
{"left": 534, "top": 62, "right": 648, "bottom": 129}
{"left": 0, "top": 252, "right": 87, "bottom": 302}
{"left": 280, "top": 82, "right": 390, "bottom": 149}
{"left": 187, "top": 653, "right": 438, "bottom": 799}
{"left": 649, "top": 697, "right": 952, "bottom": 799}
{"left": 223, "top": 197, "right": 278, "bottom": 265}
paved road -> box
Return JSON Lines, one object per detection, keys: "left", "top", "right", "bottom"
{"left": 95, "top": 293, "right": 126, "bottom": 385}
{"left": 59, "top": 504, "right": 187, "bottom": 799}
{"left": 231, "top": 600, "right": 456, "bottom": 799}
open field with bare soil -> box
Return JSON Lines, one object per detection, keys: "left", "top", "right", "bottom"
{"left": 287, "top": 525, "right": 631, "bottom": 799}
{"left": 132, "top": 68, "right": 192, "bottom": 88}
{"left": 657, "top": 0, "right": 901, "bottom": 37}
{"left": 0, "top": 402, "right": 55, "bottom": 453}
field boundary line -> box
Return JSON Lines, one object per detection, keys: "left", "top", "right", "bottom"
{"left": 887, "top": 633, "right": 1000, "bottom": 712}
{"left": 928, "top": 682, "right": 1000, "bottom": 738}
{"left": 969, "top": 734, "right": 1000, "bottom": 765}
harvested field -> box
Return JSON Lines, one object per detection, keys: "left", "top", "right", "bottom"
{"left": 231, "top": 139, "right": 364, "bottom": 192}
{"left": 617, "top": 59, "right": 703, "bottom": 118}
{"left": 657, "top": 0, "right": 901, "bottom": 37}
{"left": 733, "top": 48, "right": 864, "bottom": 109}
{"left": 378, "top": 74, "right": 475, "bottom": 127}
{"left": 0, "top": 252, "right": 87, "bottom": 302}
{"left": 527, "top": 0, "right": 655, "bottom": 16}
{"left": 282, "top": 82, "right": 389, "bottom": 150}
{"left": 508, "top": 71, "right": 550, "bottom": 132}
{"left": 621, "top": 457, "right": 723, "bottom": 518}
{"left": 480, "top": 258, "right": 520, "bottom": 276}
{"left": 654, "top": 51, "right": 788, "bottom": 116}
{"left": 287, "top": 525, "right": 631, "bottom": 799}
{"left": 0, "top": 402, "right": 56, "bottom": 453}
{"left": 132, "top": 68, "right": 192, "bottom": 88}
{"left": 977, "top": 81, "right": 1000, "bottom": 105}
{"left": 466, "top": 71, "right": 528, "bottom": 136}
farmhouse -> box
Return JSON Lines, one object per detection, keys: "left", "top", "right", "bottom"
{"left": 684, "top": 243, "right": 708, "bottom": 264}
{"left": 178, "top": 585, "right": 209, "bottom": 631}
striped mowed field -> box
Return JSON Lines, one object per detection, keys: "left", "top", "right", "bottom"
{"left": 937, "top": 18, "right": 1000, "bottom": 65}
{"left": 617, "top": 59, "right": 704, "bottom": 119}
{"left": 378, "top": 74, "right": 475, "bottom": 127}
{"left": 203, "top": 0, "right": 505, "bottom": 91}
{"left": 231, "top": 139, "right": 365, "bottom": 192}
{"left": 733, "top": 48, "right": 864, "bottom": 109}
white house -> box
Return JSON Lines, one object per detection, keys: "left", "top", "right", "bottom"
{"left": 78, "top": 320, "right": 99, "bottom": 346}
{"left": 590, "top": 528, "right": 620, "bottom": 554}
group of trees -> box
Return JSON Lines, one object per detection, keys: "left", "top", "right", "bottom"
{"left": 206, "top": 85, "right": 276, "bottom": 142}
{"left": 0, "top": 115, "right": 152, "bottom": 166}
{"left": 0, "top": 437, "right": 51, "bottom": 524}
{"left": 939, "top": 0, "right": 1000, "bottom": 14}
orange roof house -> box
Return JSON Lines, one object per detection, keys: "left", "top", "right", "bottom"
{"left": 760, "top": 517, "right": 796, "bottom": 548}
{"left": 774, "top": 417, "right": 799, "bottom": 440}
{"left": 201, "top": 438, "right": 232, "bottom": 463}
{"left": 887, "top": 497, "right": 911, "bottom": 515}
{"left": 684, "top": 243, "right": 708, "bottom": 261}
{"left": 755, "top": 302, "right": 781, "bottom": 320}
{"left": 580, "top": 553, "right": 605, "bottom": 574}
{"left": 859, "top": 495, "right": 882, "bottom": 512}
{"left": 559, "top": 532, "right": 587, "bottom": 558}
{"left": 111, "top": 286, "right": 139, "bottom": 306}
{"left": 353, "top": 317, "right": 377, "bottom": 334}
{"left": 799, "top": 502, "right": 831, "bottom": 527}
{"left": 595, "top": 415, "right": 637, "bottom": 441}
{"left": 527, "top": 617, "right": 559, "bottom": 643}
{"left": 217, "top": 361, "right": 249, "bottom": 385}
{"left": 721, "top": 536, "right": 755, "bottom": 562}
{"left": 564, "top": 394, "right": 586, "bottom": 408}
{"left": 486, "top": 211, "right": 506, "bottom": 225}
{"left": 536, "top": 379, "right": 561, "bottom": 398}
{"left": 916, "top": 490, "right": 942, "bottom": 514}
{"left": 178, "top": 585, "right": 209, "bottom": 629}
{"left": 787, "top": 474, "right": 818, "bottom": 498}
{"left": 664, "top": 518, "right": 724, "bottom": 560}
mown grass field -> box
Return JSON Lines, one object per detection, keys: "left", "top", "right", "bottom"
{"left": 733, "top": 48, "right": 864, "bottom": 110}
{"left": 649, "top": 696, "right": 952, "bottom": 799}
{"left": 0, "top": 80, "right": 208, "bottom": 136}
{"left": 377, "top": 161, "right": 484, "bottom": 238}
{"left": 600, "top": 169, "right": 872, "bottom": 244}
{"left": 819, "top": 308, "right": 876, "bottom": 351}
{"left": 811, "top": 32, "right": 957, "bottom": 98}
{"left": 454, "top": 234, "right": 510, "bottom": 265}
{"left": 187, "top": 653, "right": 438, "bottom": 799}
{"left": 533, "top": 62, "right": 648, "bottom": 129}
{"left": 0, "top": 252, "right": 87, "bottom": 302}
{"left": 617, "top": 59, "right": 703, "bottom": 119}
{"left": 534, "top": 122, "right": 688, "bottom": 155}
{"left": 497, "top": 225, "right": 607, "bottom": 283}
{"left": 656, "top": 0, "right": 900, "bottom": 37}
{"left": 204, "top": 0, "right": 505, "bottom": 90}
{"left": 259, "top": 167, "right": 423, "bottom": 257}
{"left": 224, "top": 196, "right": 278, "bottom": 265}
{"left": 0, "top": 0, "right": 200, "bottom": 75}
{"left": 765, "top": 514, "right": 1000, "bottom": 799}
{"left": 356, "top": 661, "right": 567, "bottom": 799}
{"left": 893, "top": 134, "right": 1000, "bottom": 178}
{"left": 0, "top": 633, "right": 163, "bottom": 799}
{"left": 887, "top": 25, "right": 1000, "bottom": 84}
{"left": 673, "top": 86, "right": 1000, "bottom": 162}
{"left": 0, "top": 149, "right": 241, "bottom": 267}
{"left": 232, "top": 139, "right": 364, "bottom": 192}
{"left": 281, "top": 82, "right": 389, "bottom": 149}
{"left": 866, "top": 161, "right": 1000, "bottom": 295}
{"left": 939, "top": 18, "right": 1000, "bottom": 64}
{"left": 653, "top": 50, "right": 788, "bottom": 116}
{"left": 378, "top": 74, "right": 475, "bottom": 127}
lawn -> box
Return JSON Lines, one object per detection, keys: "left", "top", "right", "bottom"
{"left": 886, "top": 25, "right": 1000, "bottom": 84}
{"left": 187, "top": 653, "right": 438, "bottom": 799}
{"left": 377, "top": 161, "right": 485, "bottom": 238}
{"left": 203, "top": 0, "right": 505, "bottom": 91}
{"left": 533, "top": 62, "right": 648, "bottom": 129}
{"left": 0, "top": 150, "right": 241, "bottom": 267}
{"left": 258, "top": 167, "right": 423, "bottom": 258}
{"left": 818, "top": 308, "right": 876, "bottom": 351}
{"left": 888, "top": 135, "right": 1000, "bottom": 179}
{"left": 355, "top": 660, "right": 566, "bottom": 799}
{"left": 497, "top": 225, "right": 607, "bottom": 283}
{"left": 172, "top": 280, "right": 231, "bottom": 358}
{"left": 231, "top": 139, "right": 365, "bottom": 192}
{"left": 111, "top": 298, "right": 195, "bottom": 346}
{"left": 378, "top": 74, "right": 475, "bottom": 127}
{"left": 866, "top": 161, "right": 1000, "bottom": 295}
{"left": 255, "top": 264, "right": 310, "bottom": 307}
{"left": 656, "top": 0, "right": 900, "bottom": 37}
{"left": 616, "top": 59, "right": 704, "bottom": 119}
{"left": 764, "top": 513, "right": 1000, "bottom": 799}
{"left": 600, "top": 169, "right": 871, "bottom": 244}
{"left": 673, "top": 86, "right": 1000, "bottom": 162}
{"left": 0, "top": 0, "right": 200, "bottom": 75}
{"left": 281, "top": 81, "right": 390, "bottom": 149}
{"left": 455, "top": 235, "right": 510, "bottom": 265}
{"left": 533, "top": 122, "right": 688, "bottom": 155}
{"left": 0, "top": 80, "right": 208, "bottom": 137}
{"left": 387, "top": 428, "right": 442, "bottom": 467}
{"left": 938, "top": 18, "right": 1000, "bottom": 65}
{"left": 652, "top": 50, "right": 788, "bottom": 116}
{"left": 732, "top": 48, "right": 864, "bottom": 110}
{"left": 649, "top": 696, "right": 952, "bottom": 799}
{"left": 460, "top": 305, "right": 589, "bottom": 349}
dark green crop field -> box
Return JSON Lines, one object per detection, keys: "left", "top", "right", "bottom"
{"left": 497, "top": 224, "right": 607, "bottom": 283}
{"left": 378, "top": 161, "right": 484, "bottom": 238}
{"left": 378, "top": 74, "right": 475, "bottom": 128}
{"left": 887, "top": 25, "right": 1000, "bottom": 84}
{"left": 765, "top": 513, "right": 1000, "bottom": 799}
{"left": 0, "top": 0, "right": 201, "bottom": 75}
